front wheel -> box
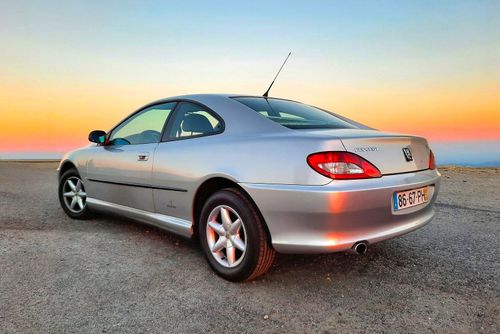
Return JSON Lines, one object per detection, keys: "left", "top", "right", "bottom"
{"left": 58, "top": 168, "right": 93, "bottom": 219}
{"left": 199, "top": 188, "right": 275, "bottom": 281}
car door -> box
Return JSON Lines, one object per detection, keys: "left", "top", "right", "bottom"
{"left": 86, "top": 102, "right": 176, "bottom": 212}
{"left": 152, "top": 102, "right": 224, "bottom": 220}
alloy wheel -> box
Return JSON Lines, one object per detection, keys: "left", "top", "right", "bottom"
{"left": 62, "top": 176, "right": 87, "bottom": 213}
{"left": 206, "top": 205, "right": 247, "bottom": 268}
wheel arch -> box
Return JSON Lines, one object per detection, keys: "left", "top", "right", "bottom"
{"left": 191, "top": 177, "right": 272, "bottom": 243}
{"left": 58, "top": 160, "right": 78, "bottom": 178}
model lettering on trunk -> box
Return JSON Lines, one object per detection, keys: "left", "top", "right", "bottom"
{"left": 353, "top": 147, "right": 378, "bottom": 152}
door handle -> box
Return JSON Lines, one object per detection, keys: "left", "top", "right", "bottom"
{"left": 137, "top": 152, "right": 149, "bottom": 161}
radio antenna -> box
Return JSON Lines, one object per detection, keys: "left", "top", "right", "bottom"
{"left": 263, "top": 52, "right": 291, "bottom": 97}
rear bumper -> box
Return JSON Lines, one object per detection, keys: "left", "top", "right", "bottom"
{"left": 240, "top": 169, "right": 441, "bottom": 254}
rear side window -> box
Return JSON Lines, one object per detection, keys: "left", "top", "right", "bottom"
{"left": 233, "top": 97, "right": 359, "bottom": 130}
{"left": 164, "top": 102, "right": 223, "bottom": 140}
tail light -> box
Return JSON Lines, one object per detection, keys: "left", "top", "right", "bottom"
{"left": 429, "top": 150, "right": 436, "bottom": 170}
{"left": 307, "top": 152, "right": 381, "bottom": 180}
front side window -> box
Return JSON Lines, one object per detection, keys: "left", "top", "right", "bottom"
{"left": 233, "top": 97, "right": 359, "bottom": 130}
{"left": 109, "top": 102, "right": 176, "bottom": 145}
{"left": 165, "top": 102, "right": 223, "bottom": 140}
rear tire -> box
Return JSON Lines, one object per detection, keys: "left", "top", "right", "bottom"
{"left": 199, "top": 188, "right": 275, "bottom": 281}
{"left": 58, "top": 168, "right": 93, "bottom": 220}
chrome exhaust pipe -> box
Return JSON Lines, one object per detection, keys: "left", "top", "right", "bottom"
{"left": 352, "top": 242, "right": 368, "bottom": 255}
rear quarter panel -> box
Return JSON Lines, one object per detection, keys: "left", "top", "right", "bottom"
{"left": 152, "top": 133, "right": 343, "bottom": 221}
{"left": 153, "top": 133, "right": 342, "bottom": 185}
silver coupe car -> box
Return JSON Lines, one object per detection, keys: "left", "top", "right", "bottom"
{"left": 58, "top": 94, "right": 441, "bottom": 281}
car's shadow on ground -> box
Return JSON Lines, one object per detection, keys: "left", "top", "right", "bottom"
{"left": 88, "top": 212, "right": 200, "bottom": 248}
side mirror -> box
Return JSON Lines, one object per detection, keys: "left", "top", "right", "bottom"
{"left": 88, "top": 130, "right": 107, "bottom": 144}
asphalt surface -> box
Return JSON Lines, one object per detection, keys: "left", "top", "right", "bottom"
{"left": 0, "top": 162, "right": 498, "bottom": 333}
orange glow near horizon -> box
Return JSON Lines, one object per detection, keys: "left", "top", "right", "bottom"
{"left": 1, "top": 78, "right": 498, "bottom": 154}
{"left": 319, "top": 83, "right": 500, "bottom": 143}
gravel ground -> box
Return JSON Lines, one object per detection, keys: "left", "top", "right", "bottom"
{"left": 0, "top": 162, "right": 498, "bottom": 333}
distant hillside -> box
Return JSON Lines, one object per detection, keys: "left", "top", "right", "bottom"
{"left": 438, "top": 161, "right": 500, "bottom": 167}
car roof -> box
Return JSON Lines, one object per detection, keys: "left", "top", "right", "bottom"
{"left": 147, "top": 93, "right": 301, "bottom": 105}
{"left": 133, "top": 93, "right": 370, "bottom": 135}
{"left": 137, "top": 94, "right": 290, "bottom": 136}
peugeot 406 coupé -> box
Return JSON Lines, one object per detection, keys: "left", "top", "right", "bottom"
{"left": 58, "top": 94, "right": 440, "bottom": 281}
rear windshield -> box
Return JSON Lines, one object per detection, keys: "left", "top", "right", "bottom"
{"left": 233, "top": 97, "right": 359, "bottom": 130}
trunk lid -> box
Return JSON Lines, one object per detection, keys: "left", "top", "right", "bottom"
{"left": 336, "top": 130, "right": 430, "bottom": 174}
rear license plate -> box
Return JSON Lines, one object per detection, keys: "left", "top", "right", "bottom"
{"left": 393, "top": 186, "right": 429, "bottom": 211}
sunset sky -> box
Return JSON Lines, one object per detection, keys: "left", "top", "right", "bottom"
{"left": 1, "top": 1, "right": 499, "bottom": 164}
